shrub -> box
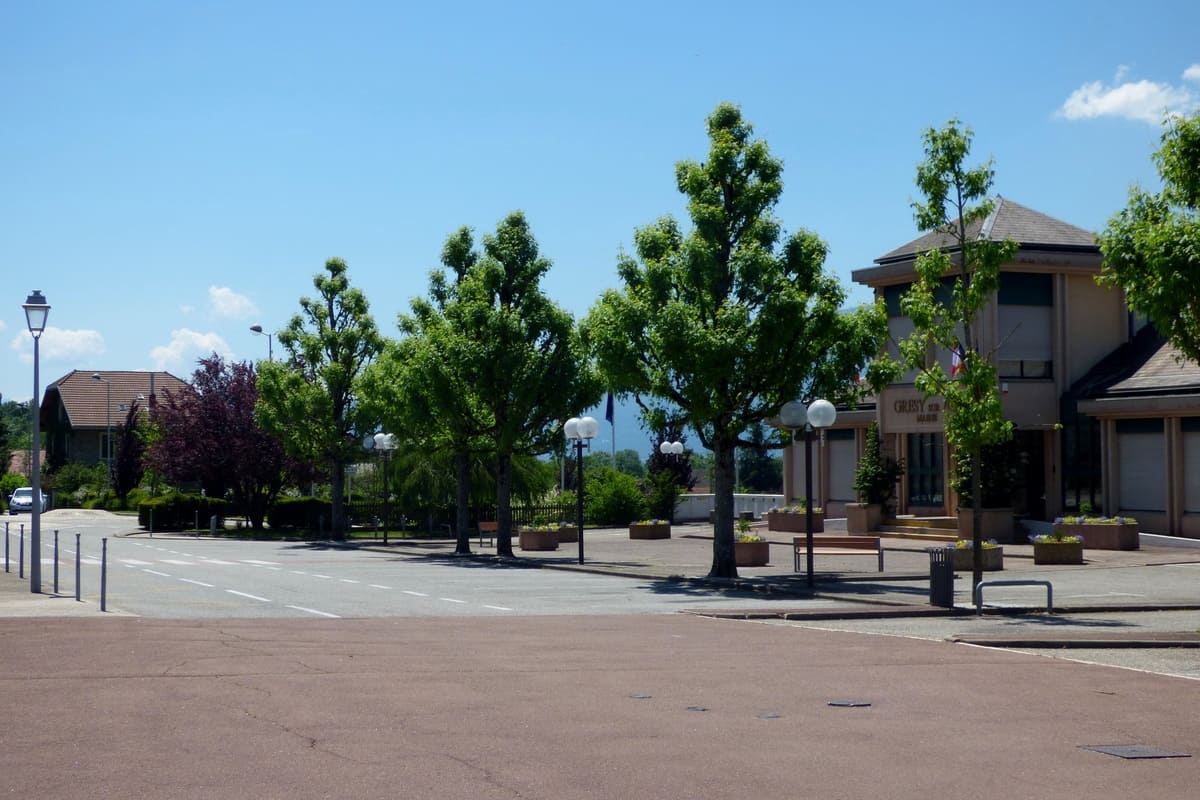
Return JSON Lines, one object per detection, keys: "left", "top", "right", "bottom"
{"left": 584, "top": 467, "right": 647, "bottom": 526}
{"left": 138, "top": 493, "right": 230, "bottom": 530}
{"left": 852, "top": 422, "right": 904, "bottom": 509}
{"left": 268, "top": 496, "right": 333, "bottom": 531}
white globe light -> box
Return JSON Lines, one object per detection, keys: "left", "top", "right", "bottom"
{"left": 807, "top": 398, "right": 837, "bottom": 429}
{"left": 577, "top": 416, "right": 599, "bottom": 439}
{"left": 363, "top": 434, "right": 376, "bottom": 449}
{"left": 659, "top": 441, "right": 671, "bottom": 455}
{"left": 779, "top": 400, "right": 807, "bottom": 428}
{"left": 564, "top": 417, "right": 580, "bottom": 440}
{"left": 374, "top": 432, "right": 387, "bottom": 449}
{"left": 669, "top": 441, "right": 684, "bottom": 456}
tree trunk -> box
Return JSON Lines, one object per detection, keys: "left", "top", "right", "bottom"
{"left": 330, "top": 457, "right": 346, "bottom": 540}
{"left": 455, "top": 449, "right": 471, "bottom": 555}
{"left": 709, "top": 437, "right": 738, "bottom": 578}
{"left": 496, "top": 451, "right": 514, "bottom": 557}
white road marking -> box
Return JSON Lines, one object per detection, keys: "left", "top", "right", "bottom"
{"left": 143, "top": 569, "right": 171, "bottom": 577}
{"left": 440, "top": 598, "right": 466, "bottom": 604}
{"left": 179, "top": 578, "right": 215, "bottom": 588}
{"left": 286, "top": 605, "right": 340, "bottom": 618}
{"left": 291, "top": 570, "right": 309, "bottom": 575}
{"left": 368, "top": 584, "right": 390, "bottom": 590}
{"left": 161, "top": 559, "right": 194, "bottom": 565}
{"left": 312, "top": 574, "right": 333, "bottom": 579}
{"left": 483, "top": 605, "right": 513, "bottom": 611}
{"left": 240, "top": 560, "right": 280, "bottom": 565}
{"left": 226, "top": 589, "right": 271, "bottom": 602}
{"left": 403, "top": 590, "right": 429, "bottom": 597}
{"left": 120, "top": 559, "right": 154, "bottom": 566}
{"left": 339, "top": 579, "right": 360, "bottom": 584}
{"left": 202, "top": 559, "right": 237, "bottom": 565}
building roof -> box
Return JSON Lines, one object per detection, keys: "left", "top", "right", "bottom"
{"left": 876, "top": 197, "right": 1098, "bottom": 263}
{"left": 1070, "top": 324, "right": 1200, "bottom": 401}
{"left": 42, "top": 370, "right": 189, "bottom": 430}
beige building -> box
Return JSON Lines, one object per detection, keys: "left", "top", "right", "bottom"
{"left": 784, "top": 198, "right": 1200, "bottom": 538}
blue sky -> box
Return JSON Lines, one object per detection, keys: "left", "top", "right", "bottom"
{"left": 3, "top": 1, "right": 1198, "bottom": 454}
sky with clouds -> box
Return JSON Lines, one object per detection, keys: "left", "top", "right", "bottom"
{"left": 1, "top": 1, "right": 1197, "bottom": 449}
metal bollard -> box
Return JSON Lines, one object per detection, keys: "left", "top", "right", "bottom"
{"left": 75, "top": 533, "right": 81, "bottom": 602}
{"left": 4, "top": 521, "right": 9, "bottom": 573}
{"left": 53, "top": 530, "right": 59, "bottom": 594}
{"left": 100, "top": 537, "right": 108, "bottom": 612}
{"left": 19, "top": 524, "right": 25, "bottom": 579}
{"left": 210, "top": 514, "right": 217, "bottom": 536}
{"left": 149, "top": 507, "right": 153, "bottom": 537}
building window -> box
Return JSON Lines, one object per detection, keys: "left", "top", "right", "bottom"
{"left": 1184, "top": 417, "right": 1200, "bottom": 513}
{"left": 997, "top": 273, "right": 1053, "bottom": 379}
{"left": 906, "top": 433, "right": 944, "bottom": 507}
{"left": 1061, "top": 409, "right": 1101, "bottom": 512}
{"left": 1116, "top": 418, "right": 1165, "bottom": 512}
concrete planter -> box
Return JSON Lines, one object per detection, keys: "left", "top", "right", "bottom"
{"left": 629, "top": 523, "right": 671, "bottom": 540}
{"left": 556, "top": 525, "right": 578, "bottom": 544}
{"left": 767, "top": 510, "right": 823, "bottom": 534}
{"left": 957, "top": 507, "right": 1015, "bottom": 544}
{"left": 734, "top": 540, "right": 770, "bottom": 567}
{"left": 1052, "top": 522, "right": 1137, "bottom": 551}
{"left": 951, "top": 546, "right": 1004, "bottom": 572}
{"left": 518, "top": 528, "right": 559, "bottom": 551}
{"left": 1033, "top": 541, "right": 1083, "bottom": 565}
{"left": 846, "top": 503, "right": 883, "bottom": 534}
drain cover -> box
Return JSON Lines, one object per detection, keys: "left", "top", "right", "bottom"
{"left": 686, "top": 706, "right": 709, "bottom": 712}
{"left": 628, "top": 694, "right": 653, "bottom": 700}
{"left": 828, "top": 700, "right": 872, "bottom": 708}
{"left": 756, "top": 712, "right": 782, "bottom": 719}
{"left": 1080, "top": 745, "right": 1191, "bottom": 760}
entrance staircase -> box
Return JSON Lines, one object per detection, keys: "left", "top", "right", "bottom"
{"left": 878, "top": 516, "right": 958, "bottom": 542}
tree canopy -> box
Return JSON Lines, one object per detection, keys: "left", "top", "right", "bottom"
{"left": 586, "top": 102, "right": 888, "bottom": 577}
{"left": 1099, "top": 112, "right": 1200, "bottom": 363}
{"left": 256, "top": 258, "right": 384, "bottom": 537}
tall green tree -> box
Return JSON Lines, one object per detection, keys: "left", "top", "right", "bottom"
{"left": 897, "top": 118, "right": 1017, "bottom": 589}
{"left": 1099, "top": 112, "right": 1200, "bottom": 362}
{"left": 112, "top": 399, "right": 145, "bottom": 507}
{"left": 586, "top": 103, "right": 889, "bottom": 577}
{"left": 429, "top": 212, "right": 600, "bottom": 555}
{"left": 257, "top": 258, "right": 384, "bottom": 538}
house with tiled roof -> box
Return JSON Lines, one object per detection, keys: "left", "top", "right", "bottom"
{"left": 39, "top": 370, "right": 189, "bottom": 469}
{"left": 784, "top": 198, "right": 1200, "bottom": 539}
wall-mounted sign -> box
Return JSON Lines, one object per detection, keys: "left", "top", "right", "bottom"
{"left": 883, "top": 388, "right": 945, "bottom": 431}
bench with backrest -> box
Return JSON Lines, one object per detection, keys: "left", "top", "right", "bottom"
{"left": 478, "top": 520, "right": 498, "bottom": 547}
{"left": 792, "top": 535, "right": 884, "bottom": 572}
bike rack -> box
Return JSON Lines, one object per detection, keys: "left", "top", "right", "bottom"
{"left": 974, "top": 579, "right": 1053, "bottom": 616}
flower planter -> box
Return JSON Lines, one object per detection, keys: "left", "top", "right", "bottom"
{"left": 629, "top": 523, "right": 671, "bottom": 540}
{"left": 1033, "top": 541, "right": 1083, "bottom": 565}
{"left": 767, "top": 510, "right": 823, "bottom": 534}
{"left": 734, "top": 540, "right": 770, "bottom": 567}
{"left": 846, "top": 503, "right": 883, "bottom": 534}
{"left": 957, "top": 507, "right": 1015, "bottom": 544}
{"left": 951, "top": 547, "right": 1004, "bottom": 572}
{"left": 1052, "top": 522, "right": 1137, "bottom": 551}
{"left": 518, "top": 528, "right": 559, "bottom": 551}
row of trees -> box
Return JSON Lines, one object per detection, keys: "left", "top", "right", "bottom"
{"left": 35, "top": 104, "right": 1193, "bottom": 582}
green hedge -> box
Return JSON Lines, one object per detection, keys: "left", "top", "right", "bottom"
{"left": 267, "top": 497, "right": 333, "bottom": 531}
{"left": 138, "top": 494, "right": 230, "bottom": 530}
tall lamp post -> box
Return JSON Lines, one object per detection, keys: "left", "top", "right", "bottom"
{"left": 249, "top": 325, "right": 274, "bottom": 361}
{"left": 780, "top": 398, "right": 837, "bottom": 587}
{"left": 364, "top": 432, "right": 397, "bottom": 544}
{"left": 564, "top": 415, "right": 598, "bottom": 565}
{"left": 91, "top": 373, "right": 112, "bottom": 490}
{"left": 23, "top": 290, "right": 49, "bottom": 594}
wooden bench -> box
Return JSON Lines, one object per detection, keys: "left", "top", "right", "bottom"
{"left": 793, "top": 536, "right": 884, "bottom": 572}
{"left": 478, "top": 521, "right": 498, "bottom": 547}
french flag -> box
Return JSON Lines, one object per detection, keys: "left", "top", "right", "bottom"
{"left": 950, "top": 344, "right": 965, "bottom": 378}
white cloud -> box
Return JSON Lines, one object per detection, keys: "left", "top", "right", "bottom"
{"left": 1058, "top": 66, "right": 1198, "bottom": 123}
{"left": 207, "top": 286, "right": 258, "bottom": 320}
{"left": 9, "top": 326, "right": 106, "bottom": 364}
{"left": 149, "top": 328, "right": 233, "bottom": 370}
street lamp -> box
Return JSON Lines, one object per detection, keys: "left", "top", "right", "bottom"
{"left": 249, "top": 325, "right": 274, "bottom": 361}
{"left": 780, "top": 398, "right": 837, "bottom": 586}
{"left": 658, "top": 440, "right": 684, "bottom": 458}
{"left": 91, "top": 373, "right": 112, "bottom": 490}
{"left": 23, "top": 290, "right": 49, "bottom": 594}
{"left": 364, "top": 432, "right": 397, "bottom": 544}
{"left": 564, "top": 415, "right": 598, "bottom": 565}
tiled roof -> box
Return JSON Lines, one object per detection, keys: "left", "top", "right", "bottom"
{"left": 876, "top": 197, "right": 1098, "bottom": 263}
{"left": 1106, "top": 342, "right": 1200, "bottom": 395}
{"left": 1069, "top": 325, "right": 1200, "bottom": 399}
{"left": 43, "top": 370, "right": 189, "bottom": 429}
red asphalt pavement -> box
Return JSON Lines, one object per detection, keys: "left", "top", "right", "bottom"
{"left": 2, "top": 613, "right": 1198, "bottom": 799}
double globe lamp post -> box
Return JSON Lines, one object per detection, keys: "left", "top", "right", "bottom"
{"left": 780, "top": 397, "right": 837, "bottom": 587}
{"left": 23, "top": 290, "right": 50, "bottom": 594}
{"left": 564, "top": 415, "right": 598, "bottom": 565}
{"left": 363, "top": 432, "right": 397, "bottom": 544}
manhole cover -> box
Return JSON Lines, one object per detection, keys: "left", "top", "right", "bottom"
{"left": 827, "top": 700, "right": 871, "bottom": 708}
{"left": 1080, "top": 745, "right": 1190, "bottom": 760}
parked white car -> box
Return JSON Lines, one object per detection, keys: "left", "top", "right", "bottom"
{"left": 7, "top": 487, "right": 49, "bottom": 514}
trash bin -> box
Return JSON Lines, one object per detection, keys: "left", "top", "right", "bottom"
{"left": 928, "top": 548, "right": 955, "bottom": 608}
